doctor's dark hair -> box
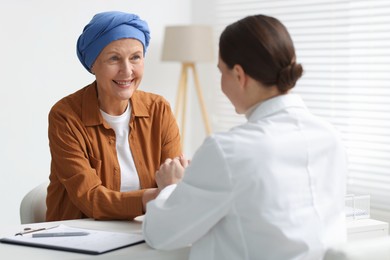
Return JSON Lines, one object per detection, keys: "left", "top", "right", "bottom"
{"left": 219, "top": 15, "right": 303, "bottom": 93}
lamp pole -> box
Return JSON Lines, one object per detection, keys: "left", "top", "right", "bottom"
{"left": 162, "top": 25, "right": 214, "bottom": 149}
{"left": 174, "top": 62, "right": 211, "bottom": 148}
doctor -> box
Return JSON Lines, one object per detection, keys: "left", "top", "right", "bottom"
{"left": 142, "top": 14, "right": 347, "bottom": 260}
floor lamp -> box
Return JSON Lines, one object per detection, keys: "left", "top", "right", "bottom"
{"left": 162, "top": 25, "right": 214, "bottom": 147}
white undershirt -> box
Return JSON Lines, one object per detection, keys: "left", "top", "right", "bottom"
{"left": 100, "top": 103, "right": 140, "bottom": 192}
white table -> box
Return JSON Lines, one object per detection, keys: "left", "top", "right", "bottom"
{"left": 347, "top": 218, "right": 389, "bottom": 241}
{"left": 0, "top": 218, "right": 190, "bottom": 260}
{"left": 2, "top": 217, "right": 387, "bottom": 259}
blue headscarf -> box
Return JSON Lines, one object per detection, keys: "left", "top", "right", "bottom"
{"left": 76, "top": 11, "right": 151, "bottom": 73}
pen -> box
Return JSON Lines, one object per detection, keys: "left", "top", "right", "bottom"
{"left": 15, "top": 225, "right": 59, "bottom": 236}
{"left": 32, "top": 232, "right": 90, "bottom": 238}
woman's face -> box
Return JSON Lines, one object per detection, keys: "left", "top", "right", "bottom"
{"left": 218, "top": 57, "right": 244, "bottom": 114}
{"left": 91, "top": 38, "right": 144, "bottom": 114}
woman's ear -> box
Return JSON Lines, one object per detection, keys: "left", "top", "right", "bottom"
{"left": 232, "top": 64, "right": 247, "bottom": 89}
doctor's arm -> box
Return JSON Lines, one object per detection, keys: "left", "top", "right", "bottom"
{"left": 142, "top": 137, "right": 233, "bottom": 250}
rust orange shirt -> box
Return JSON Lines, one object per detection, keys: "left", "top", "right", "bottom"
{"left": 46, "top": 82, "right": 181, "bottom": 221}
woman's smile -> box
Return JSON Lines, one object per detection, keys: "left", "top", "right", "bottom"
{"left": 113, "top": 79, "right": 134, "bottom": 88}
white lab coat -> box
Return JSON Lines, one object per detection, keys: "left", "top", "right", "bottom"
{"left": 143, "top": 94, "right": 347, "bottom": 260}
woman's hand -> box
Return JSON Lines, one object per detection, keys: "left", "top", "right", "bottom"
{"left": 142, "top": 188, "right": 159, "bottom": 213}
{"left": 156, "top": 156, "right": 189, "bottom": 191}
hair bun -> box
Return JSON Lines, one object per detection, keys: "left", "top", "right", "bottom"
{"left": 276, "top": 62, "right": 303, "bottom": 93}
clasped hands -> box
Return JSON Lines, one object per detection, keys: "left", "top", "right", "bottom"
{"left": 155, "top": 155, "right": 189, "bottom": 191}
{"left": 142, "top": 155, "right": 189, "bottom": 212}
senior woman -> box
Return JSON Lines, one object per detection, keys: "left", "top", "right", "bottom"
{"left": 46, "top": 11, "right": 181, "bottom": 221}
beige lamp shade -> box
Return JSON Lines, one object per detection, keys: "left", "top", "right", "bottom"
{"left": 162, "top": 25, "right": 214, "bottom": 63}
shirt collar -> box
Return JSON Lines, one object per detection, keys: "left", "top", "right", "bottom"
{"left": 130, "top": 91, "right": 149, "bottom": 117}
{"left": 82, "top": 82, "right": 102, "bottom": 126}
{"left": 246, "top": 94, "right": 307, "bottom": 122}
{"left": 82, "top": 82, "right": 150, "bottom": 126}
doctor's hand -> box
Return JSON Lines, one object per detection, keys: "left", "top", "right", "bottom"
{"left": 156, "top": 156, "right": 188, "bottom": 191}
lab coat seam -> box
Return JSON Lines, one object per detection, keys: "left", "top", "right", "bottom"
{"left": 231, "top": 204, "right": 250, "bottom": 259}
{"left": 211, "top": 136, "right": 234, "bottom": 189}
{"left": 292, "top": 109, "right": 324, "bottom": 238}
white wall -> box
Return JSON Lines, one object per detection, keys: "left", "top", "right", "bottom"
{"left": 185, "top": 0, "right": 219, "bottom": 155}
{"left": 0, "top": 0, "right": 198, "bottom": 225}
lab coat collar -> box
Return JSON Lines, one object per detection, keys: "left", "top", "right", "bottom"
{"left": 246, "top": 94, "right": 307, "bottom": 121}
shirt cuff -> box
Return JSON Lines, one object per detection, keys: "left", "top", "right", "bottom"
{"left": 156, "top": 184, "right": 177, "bottom": 200}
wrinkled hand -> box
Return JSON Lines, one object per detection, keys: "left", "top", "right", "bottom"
{"left": 156, "top": 156, "right": 189, "bottom": 191}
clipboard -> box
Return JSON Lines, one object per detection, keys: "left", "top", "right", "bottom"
{"left": 0, "top": 224, "right": 144, "bottom": 255}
